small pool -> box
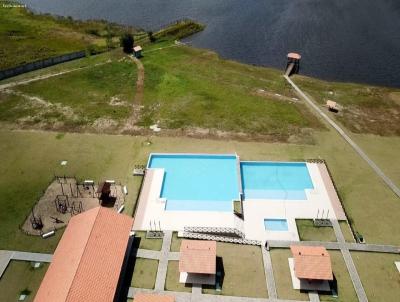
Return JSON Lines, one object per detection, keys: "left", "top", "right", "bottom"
{"left": 264, "top": 219, "right": 289, "bottom": 231}
{"left": 241, "top": 162, "right": 314, "bottom": 200}
{"left": 148, "top": 154, "right": 240, "bottom": 211}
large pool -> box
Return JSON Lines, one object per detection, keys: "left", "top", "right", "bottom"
{"left": 241, "top": 162, "right": 314, "bottom": 200}
{"left": 148, "top": 154, "right": 240, "bottom": 211}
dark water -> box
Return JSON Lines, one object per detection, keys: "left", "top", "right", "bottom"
{"left": 23, "top": 0, "right": 400, "bottom": 87}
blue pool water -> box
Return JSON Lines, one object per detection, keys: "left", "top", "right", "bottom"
{"left": 264, "top": 219, "right": 289, "bottom": 231}
{"left": 148, "top": 154, "right": 239, "bottom": 211}
{"left": 241, "top": 162, "right": 314, "bottom": 200}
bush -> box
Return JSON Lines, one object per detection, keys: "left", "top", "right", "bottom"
{"left": 120, "top": 33, "right": 134, "bottom": 53}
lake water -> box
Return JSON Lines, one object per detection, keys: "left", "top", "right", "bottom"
{"left": 23, "top": 0, "right": 400, "bottom": 87}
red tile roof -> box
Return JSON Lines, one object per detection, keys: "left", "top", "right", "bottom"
{"left": 179, "top": 240, "right": 216, "bottom": 275}
{"left": 290, "top": 245, "right": 333, "bottom": 281}
{"left": 34, "top": 207, "right": 133, "bottom": 302}
{"left": 134, "top": 293, "right": 175, "bottom": 302}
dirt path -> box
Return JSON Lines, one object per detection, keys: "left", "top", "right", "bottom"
{"left": 123, "top": 56, "right": 145, "bottom": 131}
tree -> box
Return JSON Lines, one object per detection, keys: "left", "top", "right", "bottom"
{"left": 147, "top": 31, "right": 156, "bottom": 43}
{"left": 105, "top": 25, "right": 113, "bottom": 50}
{"left": 120, "top": 33, "right": 134, "bottom": 53}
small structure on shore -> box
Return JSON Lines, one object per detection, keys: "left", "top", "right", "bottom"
{"left": 285, "top": 53, "right": 301, "bottom": 76}
{"left": 133, "top": 46, "right": 143, "bottom": 58}
{"left": 326, "top": 100, "right": 340, "bottom": 113}
{"left": 288, "top": 245, "right": 333, "bottom": 291}
{"left": 179, "top": 240, "right": 217, "bottom": 285}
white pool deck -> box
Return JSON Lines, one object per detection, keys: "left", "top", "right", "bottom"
{"left": 133, "top": 161, "right": 346, "bottom": 242}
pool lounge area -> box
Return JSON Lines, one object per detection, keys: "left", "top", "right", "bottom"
{"left": 133, "top": 153, "right": 346, "bottom": 242}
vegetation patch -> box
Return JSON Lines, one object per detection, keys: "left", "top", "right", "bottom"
{"left": 131, "top": 258, "right": 158, "bottom": 289}
{"left": 352, "top": 252, "right": 400, "bottom": 302}
{"left": 202, "top": 243, "right": 267, "bottom": 298}
{"left": 0, "top": 260, "right": 49, "bottom": 302}
{"left": 133, "top": 231, "right": 163, "bottom": 251}
{"left": 296, "top": 219, "right": 337, "bottom": 242}
{"left": 165, "top": 261, "right": 192, "bottom": 292}
{"left": 293, "top": 75, "right": 400, "bottom": 136}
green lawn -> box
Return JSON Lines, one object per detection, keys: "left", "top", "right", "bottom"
{"left": 296, "top": 219, "right": 337, "bottom": 242}
{"left": 139, "top": 45, "right": 324, "bottom": 141}
{"left": 270, "top": 248, "right": 308, "bottom": 301}
{"left": 293, "top": 74, "right": 400, "bottom": 136}
{"left": 320, "top": 251, "right": 358, "bottom": 302}
{"left": 339, "top": 221, "right": 355, "bottom": 242}
{"left": 165, "top": 261, "right": 192, "bottom": 292}
{"left": 202, "top": 243, "right": 267, "bottom": 298}
{"left": 170, "top": 232, "right": 182, "bottom": 252}
{"left": 0, "top": 127, "right": 399, "bottom": 253}
{"left": 4, "top": 51, "right": 136, "bottom": 130}
{"left": 0, "top": 260, "right": 49, "bottom": 302}
{"left": 131, "top": 258, "right": 158, "bottom": 289}
{"left": 133, "top": 231, "right": 163, "bottom": 251}
{"left": 270, "top": 249, "right": 357, "bottom": 302}
{"left": 352, "top": 252, "right": 400, "bottom": 302}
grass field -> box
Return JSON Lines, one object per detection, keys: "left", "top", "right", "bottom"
{"left": 139, "top": 45, "right": 324, "bottom": 141}
{"left": 165, "top": 261, "right": 192, "bottom": 292}
{"left": 1, "top": 128, "right": 399, "bottom": 253}
{"left": 352, "top": 252, "right": 400, "bottom": 302}
{"left": 0, "top": 260, "right": 49, "bottom": 302}
{"left": 339, "top": 221, "right": 355, "bottom": 242}
{"left": 0, "top": 4, "right": 134, "bottom": 70}
{"left": 270, "top": 249, "right": 308, "bottom": 301}
{"left": 170, "top": 232, "right": 182, "bottom": 252}
{"left": 133, "top": 231, "right": 163, "bottom": 251}
{"left": 202, "top": 243, "right": 267, "bottom": 298}
{"left": 130, "top": 258, "right": 158, "bottom": 289}
{"left": 293, "top": 74, "right": 400, "bottom": 136}
{"left": 296, "top": 219, "right": 337, "bottom": 242}
{"left": 270, "top": 249, "right": 357, "bottom": 302}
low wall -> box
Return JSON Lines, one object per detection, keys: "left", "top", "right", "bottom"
{"left": 0, "top": 51, "right": 86, "bottom": 80}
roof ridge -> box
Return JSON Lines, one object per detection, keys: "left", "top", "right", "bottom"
{"left": 65, "top": 207, "right": 101, "bottom": 301}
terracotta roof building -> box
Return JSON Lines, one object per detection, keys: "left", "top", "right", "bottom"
{"left": 179, "top": 240, "right": 216, "bottom": 285}
{"left": 34, "top": 207, "right": 134, "bottom": 302}
{"left": 134, "top": 293, "right": 175, "bottom": 302}
{"left": 290, "top": 245, "right": 333, "bottom": 281}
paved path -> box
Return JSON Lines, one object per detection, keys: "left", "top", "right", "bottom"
{"left": 261, "top": 247, "right": 277, "bottom": 299}
{"left": 155, "top": 231, "right": 173, "bottom": 291}
{"left": 308, "top": 291, "right": 320, "bottom": 302}
{"left": 0, "top": 250, "right": 13, "bottom": 278}
{"left": 330, "top": 220, "right": 368, "bottom": 302}
{"left": 0, "top": 250, "right": 52, "bottom": 278}
{"left": 284, "top": 75, "right": 400, "bottom": 198}
{"left": 129, "top": 287, "right": 308, "bottom": 302}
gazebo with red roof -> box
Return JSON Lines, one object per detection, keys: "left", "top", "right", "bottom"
{"left": 179, "top": 240, "right": 217, "bottom": 285}
{"left": 289, "top": 245, "right": 333, "bottom": 291}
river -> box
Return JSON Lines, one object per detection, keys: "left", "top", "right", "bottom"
{"left": 23, "top": 0, "right": 400, "bottom": 87}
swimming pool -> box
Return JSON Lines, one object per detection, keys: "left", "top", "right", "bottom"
{"left": 240, "top": 162, "right": 314, "bottom": 200}
{"left": 148, "top": 154, "right": 240, "bottom": 211}
{"left": 264, "top": 219, "right": 289, "bottom": 231}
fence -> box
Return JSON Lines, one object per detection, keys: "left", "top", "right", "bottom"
{"left": 0, "top": 50, "right": 86, "bottom": 80}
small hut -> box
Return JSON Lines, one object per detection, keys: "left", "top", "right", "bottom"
{"left": 286, "top": 53, "right": 301, "bottom": 76}
{"left": 133, "top": 46, "right": 143, "bottom": 58}
{"left": 326, "top": 100, "right": 339, "bottom": 112}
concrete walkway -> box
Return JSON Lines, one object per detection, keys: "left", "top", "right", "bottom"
{"left": 284, "top": 75, "right": 400, "bottom": 198}
{"left": 261, "top": 247, "right": 277, "bottom": 299}
{"left": 0, "top": 250, "right": 52, "bottom": 278}
{"left": 308, "top": 291, "right": 320, "bottom": 302}
{"left": 155, "top": 231, "right": 173, "bottom": 291}
{"left": 330, "top": 220, "right": 368, "bottom": 302}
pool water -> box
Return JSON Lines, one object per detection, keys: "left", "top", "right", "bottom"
{"left": 241, "top": 162, "right": 314, "bottom": 200}
{"left": 148, "top": 154, "right": 239, "bottom": 211}
{"left": 264, "top": 219, "right": 289, "bottom": 231}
